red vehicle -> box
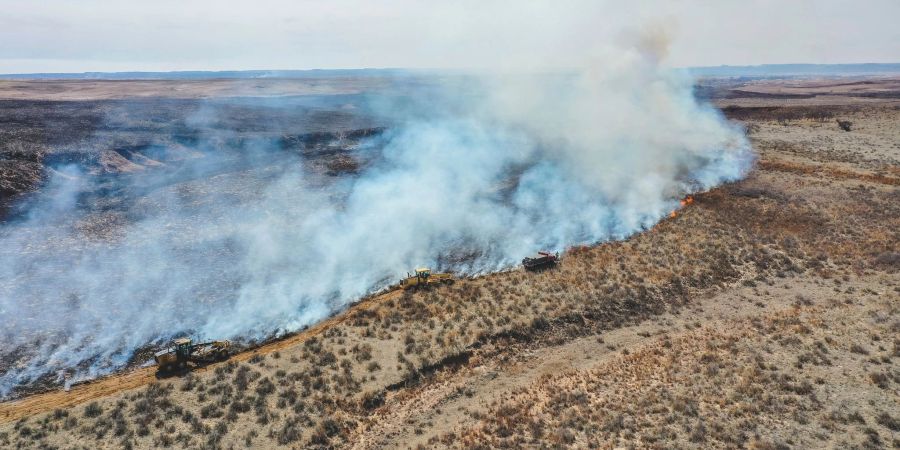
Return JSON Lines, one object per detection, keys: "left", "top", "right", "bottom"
{"left": 522, "top": 251, "right": 560, "bottom": 271}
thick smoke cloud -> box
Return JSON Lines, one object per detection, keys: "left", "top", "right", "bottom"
{"left": 0, "top": 45, "right": 752, "bottom": 396}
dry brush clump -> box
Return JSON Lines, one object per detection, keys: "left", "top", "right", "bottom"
{"left": 443, "top": 297, "right": 899, "bottom": 449}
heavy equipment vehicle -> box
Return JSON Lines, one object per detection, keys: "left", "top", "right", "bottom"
{"left": 399, "top": 268, "right": 454, "bottom": 290}
{"left": 154, "top": 338, "right": 231, "bottom": 372}
{"left": 522, "top": 251, "right": 560, "bottom": 271}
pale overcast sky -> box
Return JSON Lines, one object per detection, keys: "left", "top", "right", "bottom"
{"left": 0, "top": 0, "right": 897, "bottom": 73}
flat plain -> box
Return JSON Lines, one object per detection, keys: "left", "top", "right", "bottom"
{"left": 0, "top": 76, "right": 898, "bottom": 449}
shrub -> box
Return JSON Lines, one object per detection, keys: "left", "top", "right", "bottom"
{"left": 157, "top": 434, "right": 173, "bottom": 447}
{"left": 869, "top": 372, "right": 890, "bottom": 389}
{"left": 244, "top": 430, "right": 258, "bottom": 446}
{"left": 309, "top": 418, "right": 342, "bottom": 446}
{"left": 229, "top": 399, "right": 251, "bottom": 414}
{"left": 876, "top": 412, "right": 899, "bottom": 432}
{"left": 850, "top": 344, "right": 869, "bottom": 355}
{"left": 361, "top": 390, "right": 385, "bottom": 410}
{"left": 321, "top": 418, "right": 341, "bottom": 436}
{"left": 353, "top": 344, "right": 374, "bottom": 362}
{"left": 318, "top": 351, "right": 337, "bottom": 366}
{"left": 278, "top": 388, "right": 298, "bottom": 406}
{"left": 180, "top": 374, "right": 196, "bottom": 391}
{"left": 276, "top": 417, "right": 302, "bottom": 445}
{"left": 84, "top": 402, "right": 103, "bottom": 418}
{"left": 531, "top": 317, "right": 550, "bottom": 331}
{"left": 200, "top": 404, "right": 223, "bottom": 419}
{"left": 256, "top": 377, "right": 276, "bottom": 396}
{"left": 234, "top": 365, "right": 251, "bottom": 391}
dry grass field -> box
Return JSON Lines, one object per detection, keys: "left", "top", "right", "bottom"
{"left": 0, "top": 77, "right": 898, "bottom": 449}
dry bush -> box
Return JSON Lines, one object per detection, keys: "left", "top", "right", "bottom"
{"left": 83, "top": 402, "right": 103, "bottom": 418}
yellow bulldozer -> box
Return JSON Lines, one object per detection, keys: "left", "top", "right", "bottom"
{"left": 154, "top": 338, "right": 231, "bottom": 373}
{"left": 399, "top": 268, "right": 454, "bottom": 290}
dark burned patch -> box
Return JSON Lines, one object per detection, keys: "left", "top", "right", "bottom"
{"left": 127, "top": 342, "right": 168, "bottom": 368}
{"left": 720, "top": 105, "right": 856, "bottom": 122}
{"left": 0, "top": 144, "right": 46, "bottom": 164}
{"left": 2, "top": 351, "right": 107, "bottom": 400}
{"left": 0, "top": 160, "right": 44, "bottom": 199}
{"left": 855, "top": 91, "right": 900, "bottom": 99}
{"left": 0, "top": 95, "right": 385, "bottom": 215}
{"left": 282, "top": 128, "right": 388, "bottom": 176}
{"left": 0, "top": 100, "right": 106, "bottom": 148}
{"left": 872, "top": 252, "right": 900, "bottom": 270}
{"left": 112, "top": 144, "right": 183, "bottom": 165}
{"left": 436, "top": 246, "right": 487, "bottom": 269}
{"left": 2, "top": 126, "right": 389, "bottom": 222}
{"left": 758, "top": 159, "right": 900, "bottom": 186}
{"left": 385, "top": 350, "right": 473, "bottom": 391}
{"left": 41, "top": 150, "right": 102, "bottom": 168}
{"left": 696, "top": 185, "right": 829, "bottom": 248}
{"left": 325, "top": 155, "right": 361, "bottom": 176}
{"left": 726, "top": 90, "right": 816, "bottom": 100}
{"left": 6, "top": 372, "right": 66, "bottom": 400}
{"left": 280, "top": 127, "right": 386, "bottom": 154}
{"left": 0, "top": 159, "right": 47, "bottom": 223}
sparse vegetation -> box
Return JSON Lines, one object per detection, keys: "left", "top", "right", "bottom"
{"left": 1, "top": 78, "right": 898, "bottom": 449}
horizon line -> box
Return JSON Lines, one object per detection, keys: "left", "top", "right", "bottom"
{"left": 1, "top": 62, "right": 899, "bottom": 78}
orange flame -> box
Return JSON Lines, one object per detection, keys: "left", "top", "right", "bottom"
{"left": 671, "top": 195, "right": 693, "bottom": 219}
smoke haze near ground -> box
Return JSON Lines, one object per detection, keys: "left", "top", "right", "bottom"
{"left": 0, "top": 42, "right": 752, "bottom": 396}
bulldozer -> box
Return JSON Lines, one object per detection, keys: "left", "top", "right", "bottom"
{"left": 154, "top": 338, "right": 231, "bottom": 373}
{"left": 399, "top": 268, "right": 454, "bottom": 290}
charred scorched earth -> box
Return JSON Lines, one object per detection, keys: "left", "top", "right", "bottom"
{"left": 0, "top": 91, "right": 391, "bottom": 395}
{"left": 0, "top": 77, "right": 899, "bottom": 449}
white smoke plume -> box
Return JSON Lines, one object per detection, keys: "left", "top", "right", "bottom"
{"left": 0, "top": 43, "right": 752, "bottom": 396}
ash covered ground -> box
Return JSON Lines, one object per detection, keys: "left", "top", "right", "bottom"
{"left": 0, "top": 82, "right": 396, "bottom": 394}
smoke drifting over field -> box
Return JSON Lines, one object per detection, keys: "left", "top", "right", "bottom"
{"left": 0, "top": 47, "right": 752, "bottom": 395}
